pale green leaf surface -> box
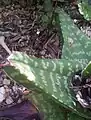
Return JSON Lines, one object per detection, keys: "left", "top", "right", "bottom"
{"left": 30, "top": 92, "right": 67, "bottom": 120}
{"left": 32, "top": 92, "right": 88, "bottom": 120}
{"left": 58, "top": 10, "right": 91, "bottom": 62}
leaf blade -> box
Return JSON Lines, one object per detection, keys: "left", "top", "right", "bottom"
{"left": 4, "top": 51, "right": 91, "bottom": 119}
{"left": 58, "top": 10, "right": 91, "bottom": 61}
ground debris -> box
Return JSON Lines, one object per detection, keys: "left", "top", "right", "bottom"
{"left": 0, "top": 4, "right": 61, "bottom": 119}
{"left": 0, "top": 69, "right": 25, "bottom": 110}
{"left": 0, "top": 4, "right": 61, "bottom": 62}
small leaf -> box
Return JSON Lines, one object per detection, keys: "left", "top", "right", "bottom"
{"left": 4, "top": 51, "right": 91, "bottom": 119}
{"left": 30, "top": 92, "right": 68, "bottom": 120}
{"left": 78, "top": 0, "right": 91, "bottom": 20}
{"left": 57, "top": 10, "right": 91, "bottom": 62}
{"left": 82, "top": 61, "right": 91, "bottom": 77}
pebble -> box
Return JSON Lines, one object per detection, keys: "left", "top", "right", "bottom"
{"left": 0, "top": 87, "right": 6, "bottom": 102}
{"left": 3, "top": 79, "right": 10, "bottom": 85}
{"left": 0, "top": 71, "right": 27, "bottom": 109}
{"left": 6, "top": 96, "right": 13, "bottom": 104}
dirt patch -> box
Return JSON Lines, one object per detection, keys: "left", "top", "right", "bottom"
{"left": 0, "top": 4, "right": 61, "bottom": 63}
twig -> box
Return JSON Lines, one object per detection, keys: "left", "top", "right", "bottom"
{"left": 0, "top": 36, "right": 12, "bottom": 55}
{"left": 28, "top": 15, "right": 38, "bottom": 30}
{"left": 43, "top": 33, "right": 55, "bottom": 49}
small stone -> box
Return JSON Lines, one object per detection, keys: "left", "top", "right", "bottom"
{"left": 3, "top": 79, "right": 10, "bottom": 85}
{"left": 17, "top": 99, "right": 22, "bottom": 103}
{"left": 0, "top": 87, "right": 6, "bottom": 102}
{"left": 12, "top": 85, "right": 18, "bottom": 92}
{"left": 74, "top": 19, "right": 77, "bottom": 23}
{"left": 40, "top": 50, "right": 46, "bottom": 55}
{"left": 6, "top": 96, "right": 13, "bottom": 104}
{"left": 87, "top": 30, "right": 91, "bottom": 37}
{"left": 4, "top": 85, "right": 9, "bottom": 93}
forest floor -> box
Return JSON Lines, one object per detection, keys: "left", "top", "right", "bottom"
{"left": 0, "top": 1, "right": 91, "bottom": 119}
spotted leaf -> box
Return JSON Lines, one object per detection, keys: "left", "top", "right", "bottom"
{"left": 4, "top": 51, "right": 91, "bottom": 119}
{"left": 58, "top": 10, "right": 91, "bottom": 62}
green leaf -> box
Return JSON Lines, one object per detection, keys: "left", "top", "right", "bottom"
{"left": 3, "top": 9, "right": 91, "bottom": 120}
{"left": 78, "top": 0, "right": 91, "bottom": 20}
{"left": 4, "top": 51, "right": 91, "bottom": 119}
{"left": 68, "top": 113, "right": 85, "bottom": 120}
{"left": 82, "top": 61, "right": 91, "bottom": 77}
{"left": 58, "top": 10, "right": 91, "bottom": 62}
{"left": 30, "top": 92, "right": 68, "bottom": 120}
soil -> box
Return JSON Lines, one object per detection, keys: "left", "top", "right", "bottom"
{"left": 0, "top": 4, "right": 61, "bottom": 62}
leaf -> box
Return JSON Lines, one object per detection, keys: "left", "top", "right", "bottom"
{"left": 58, "top": 10, "right": 91, "bottom": 62}
{"left": 78, "top": 0, "right": 91, "bottom": 20}
{"left": 3, "top": 9, "right": 91, "bottom": 120}
{"left": 82, "top": 61, "right": 91, "bottom": 77}
{"left": 4, "top": 51, "right": 91, "bottom": 119}
{"left": 68, "top": 113, "right": 85, "bottom": 120}
{"left": 30, "top": 92, "right": 68, "bottom": 120}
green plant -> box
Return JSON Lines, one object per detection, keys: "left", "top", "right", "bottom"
{"left": 3, "top": 8, "right": 91, "bottom": 120}
{"left": 78, "top": 0, "right": 91, "bottom": 20}
{"left": 82, "top": 61, "right": 91, "bottom": 77}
